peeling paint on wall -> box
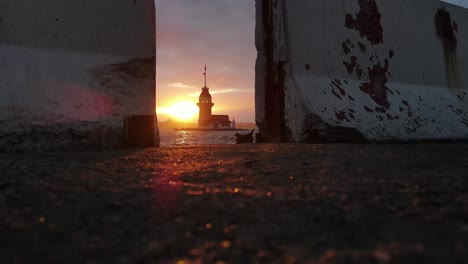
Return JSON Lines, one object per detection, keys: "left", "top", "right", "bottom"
{"left": 345, "top": 0, "right": 384, "bottom": 45}
{"left": 359, "top": 61, "right": 391, "bottom": 109}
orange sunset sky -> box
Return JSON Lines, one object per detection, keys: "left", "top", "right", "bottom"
{"left": 156, "top": 0, "right": 256, "bottom": 123}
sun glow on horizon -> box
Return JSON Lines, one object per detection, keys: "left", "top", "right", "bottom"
{"left": 156, "top": 101, "right": 198, "bottom": 121}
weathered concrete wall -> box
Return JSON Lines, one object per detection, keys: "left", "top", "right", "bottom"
{"left": 256, "top": 0, "right": 468, "bottom": 142}
{"left": 0, "top": 0, "right": 158, "bottom": 151}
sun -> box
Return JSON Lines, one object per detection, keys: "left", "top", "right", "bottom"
{"left": 157, "top": 101, "right": 198, "bottom": 121}
{"left": 170, "top": 102, "right": 198, "bottom": 121}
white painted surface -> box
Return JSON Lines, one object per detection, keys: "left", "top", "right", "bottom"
{"left": 257, "top": 0, "right": 468, "bottom": 141}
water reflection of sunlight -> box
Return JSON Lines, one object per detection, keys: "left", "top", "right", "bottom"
{"left": 177, "top": 131, "right": 190, "bottom": 145}
{"left": 159, "top": 129, "right": 237, "bottom": 146}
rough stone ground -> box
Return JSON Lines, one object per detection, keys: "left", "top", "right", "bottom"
{"left": 1, "top": 144, "right": 467, "bottom": 263}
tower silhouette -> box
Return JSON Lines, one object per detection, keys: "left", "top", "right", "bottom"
{"left": 197, "top": 65, "right": 214, "bottom": 128}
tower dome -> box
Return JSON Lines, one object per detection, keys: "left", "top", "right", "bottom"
{"left": 199, "top": 86, "right": 212, "bottom": 99}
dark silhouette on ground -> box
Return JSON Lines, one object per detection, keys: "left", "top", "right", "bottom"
{"left": 235, "top": 129, "right": 255, "bottom": 144}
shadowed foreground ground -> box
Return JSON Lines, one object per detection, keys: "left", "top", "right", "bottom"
{"left": 1, "top": 144, "right": 467, "bottom": 263}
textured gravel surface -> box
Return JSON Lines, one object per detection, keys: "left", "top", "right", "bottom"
{"left": 1, "top": 144, "right": 468, "bottom": 263}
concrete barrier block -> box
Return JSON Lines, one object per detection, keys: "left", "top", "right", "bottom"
{"left": 256, "top": 0, "right": 468, "bottom": 142}
{"left": 0, "top": 0, "right": 158, "bottom": 151}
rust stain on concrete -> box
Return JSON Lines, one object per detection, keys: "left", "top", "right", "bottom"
{"left": 435, "top": 8, "right": 461, "bottom": 90}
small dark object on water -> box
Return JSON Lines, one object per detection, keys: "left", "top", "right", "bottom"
{"left": 235, "top": 129, "right": 255, "bottom": 144}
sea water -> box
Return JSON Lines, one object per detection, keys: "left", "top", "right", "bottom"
{"left": 159, "top": 128, "right": 239, "bottom": 146}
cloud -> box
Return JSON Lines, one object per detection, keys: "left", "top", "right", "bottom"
{"left": 188, "top": 88, "right": 253, "bottom": 97}
{"left": 169, "top": 82, "right": 196, "bottom": 89}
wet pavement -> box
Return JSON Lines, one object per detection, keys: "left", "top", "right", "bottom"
{"left": 1, "top": 144, "right": 468, "bottom": 263}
